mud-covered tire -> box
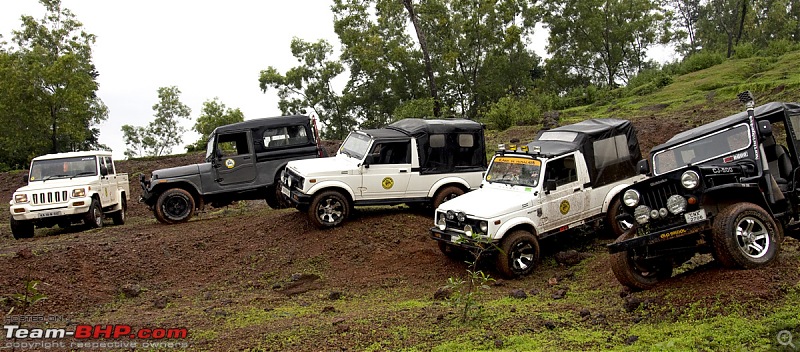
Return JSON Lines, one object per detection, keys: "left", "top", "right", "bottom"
{"left": 111, "top": 197, "right": 127, "bottom": 225}
{"left": 432, "top": 186, "right": 464, "bottom": 209}
{"left": 10, "top": 218, "right": 34, "bottom": 239}
{"left": 154, "top": 188, "right": 195, "bottom": 224}
{"left": 606, "top": 197, "right": 633, "bottom": 238}
{"left": 308, "top": 190, "right": 350, "bottom": 229}
{"left": 266, "top": 183, "right": 291, "bottom": 210}
{"left": 495, "top": 230, "right": 540, "bottom": 278}
{"left": 610, "top": 230, "right": 673, "bottom": 291}
{"left": 84, "top": 198, "right": 104, "bottom": 229}
{"left": 712, "top": 202, "right": 779, "bottom": 269}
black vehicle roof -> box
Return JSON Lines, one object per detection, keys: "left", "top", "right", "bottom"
{"left": 387, "top": 118, "right": 483, "bottom": 135}
{"left": 358, "top": 128, "right": 410, "bottom": 141}
{"left": 653, "top": 102, "right": 800, "bottom": 152}
{"left": 212, "top": 115, "right": 309, "bottom": 134}
{"left": 526, "top": 118, "right": 633, "bottom": 156}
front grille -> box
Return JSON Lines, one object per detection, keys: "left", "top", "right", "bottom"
{"left": 639, "top": 183, "right": 680, "bottom": 210}
{"left": 31, "top": 191, "right": 69, "bottom": 205}
{"left": 439, "top": 212, "right": 483, "bottom": 234}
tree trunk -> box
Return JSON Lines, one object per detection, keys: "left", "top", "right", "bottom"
{"left": 403, "top": 0, "right": 441, "bottom": 118}
{"left": 735, "top": 0, "right": 748, "bottom": 46}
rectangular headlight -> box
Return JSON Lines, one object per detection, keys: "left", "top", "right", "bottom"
{"left": 72, "top": 188, "right": 86, "bottom": 198}
{"left": 14, "top": 194, "right": 28, "bottom": 203}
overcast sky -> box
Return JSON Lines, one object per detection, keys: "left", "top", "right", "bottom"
{"left": 1, "top": 0, "right": 345, "bottom": 159}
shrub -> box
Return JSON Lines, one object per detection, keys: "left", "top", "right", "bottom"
{"left": 482, "top": 96, "right": 541, "bottom": 130}
{"left": 679, "top": 51, "right": 725, "bottom": 74}
{"left": 763, "top": 39, "right": 796, "bottom": 57}
{"left": 733, "top": 43, "right": 757, "bottom": 59}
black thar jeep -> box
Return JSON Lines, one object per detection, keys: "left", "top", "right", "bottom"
{"left": 140, "top": 115, "right": 325, "bottom": 224}
{"left": 608, "top": 92, "right": 800, "bottom": 290}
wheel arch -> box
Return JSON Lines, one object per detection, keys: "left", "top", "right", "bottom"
{"left": 307, "top": 181, "right": 356, "bottom": 201}
{"left": 601, "top": 184, "right": 632, "bottom": 213}
{"left": 494, "top": 218, "right": 537, "bottom": 241}
{"left": 428, "top": 178, "right": 470, "bottom": 198}
{"left": 703, "top": 187, "right": 771, "bottom": 214}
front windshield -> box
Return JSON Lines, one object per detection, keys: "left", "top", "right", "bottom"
{"left": 486, "top": 156, "right": 542, "bottom": 187}
{"left": 653, "top": 123, "right": 751, "bottom": 175}
{"left": 339, "top": 132, "right": 372, "bottom": 160}
{"left": 205, "top": 135, "right": 215, "bottom": 161}
{"left": 29, "top": 156, "right": 97, "bottom": 181}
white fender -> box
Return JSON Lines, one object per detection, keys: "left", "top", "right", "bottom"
{"left": 494, "top": 216, "right": 538, "bottom": 241}
{"left": 308, "top": 180, "right": 357, "bottom": 200}
{"left": 601, "top": 183, "right": 633, "bottom": 213}
{"left": 427, "top": 177, "right": 471, "bottom": 198}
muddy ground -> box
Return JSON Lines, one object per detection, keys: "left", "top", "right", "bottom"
{"left": 1, "top": 116, "right": 799, "bottom": 351}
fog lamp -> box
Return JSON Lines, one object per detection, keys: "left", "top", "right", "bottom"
{"left": 634, "top": 205, "right": 651, "bottom": 224}
{"left": 667, "top": 195, "right": 687, "bottom": 214}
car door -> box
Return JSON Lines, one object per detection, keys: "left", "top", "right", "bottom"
{"left": 103, "top": 156, "right": 118, "bottom": 206}
{"left": 540, "top": 154, "right": 587, "bottom": 230}
{"left": 98, "top": 157, "right": 113, "bottom": 205}
{"left": 360, "top": 140, "right": 412, "bottom": 200}
{"left": 214, "top": 131, "right": 257, "bottom": 186}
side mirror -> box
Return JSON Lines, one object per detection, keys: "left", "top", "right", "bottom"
{"left": 363, "top": 154, "right": 373, "bottom": 168}
{"left": 100, "top": 165, "right": 108, "bottom": 176}
{"left": 637, "top": 159, "right": 650, "bottom": 175}
{"left": 544, "top": 180, "right": 557, "bottom": 192}
{"left": 215, "top": 149, "right": 223, "bottom": 159}
{"left": 23, "top": 174, "right": 29, "bottom": 183}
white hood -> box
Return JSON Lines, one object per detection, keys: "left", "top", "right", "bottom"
{"left": 17, "top": 177, "right": 95, "bottom": 193}
{"left": 437, "top": 186, "right": 538, "bottom": 219}
{"left": 287, "top": 154, "right": 361, "bottom": 177}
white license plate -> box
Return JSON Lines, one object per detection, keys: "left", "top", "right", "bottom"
{"left": 450, "top": 234, "right": 461, "bottom": 243}
{"left": 37, "top": 210, "right": 62, "bottom": 218}
{"left": 684, "top": 209, "right": 707, "bottom": 224}
{"left": 281, "top": 185, "right": 290, "bottom": 197}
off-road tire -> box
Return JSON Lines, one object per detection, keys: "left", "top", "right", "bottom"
{"left": 495, "top": 230, "right": 540, "bottom": 278}
{"left": 606, "top": 197, "right": 632, "bottom": 238}
{"left": 610, "top": 230, "right": 673, "bottom": 291}
{"left": 84, "top": 198, "right": 104, "bottom": 229}
{"left": 266, "top": 182, "right": 291, "bottom": 210}
{"left": 308, "top": 190, "right": 350, "bottom": 228}
{"left": 10, "top": 218, "right": 34, "bottom": 239}
{"left": 154, "top": 188, "right": 195, "bottom": 224}
{"left": 432, "top": 186, "right": 464, "bottom": 209}
{"left": 111, "top": 197, "right": 127, "bottom": 225}
{"left": 712, "top": 202, "right": 779, "bottom": 269}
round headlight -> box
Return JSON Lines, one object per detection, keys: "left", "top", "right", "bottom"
{"left": 464, "top": 225, "right": 473, "bottom": 237}
{"left": 446, "top": 210, "right": 455, "bottom": 220}
{"left": 681, "top": 170, "right": 700, "bottom": 189}
{"left": 623, "top": 189, "right": 640, "bottom": 207}
{"left": 437, "top": 216, "right": 446, "bottom": 231}
{"left": 456, "top": 212, "right": 466, "bottom": 222}
{"left": 634, "top": 205, "right": 651, "bottom": 224}
{"left": 667, "top": 195, "right": 687, "bottom": 214}
{"left": 479, "top": 221, "right": 488, "bottom": 233}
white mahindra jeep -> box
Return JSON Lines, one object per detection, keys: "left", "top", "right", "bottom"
{"left": 9, "top": 151, "right": 130, "bottom": 239}
{"left": 281, "top": 118, "right": 487, "bottom": 228}
{"left": 431, "top": 119, "right": 646, "bottom": 278}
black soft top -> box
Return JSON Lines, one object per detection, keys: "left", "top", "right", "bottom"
{"left": 653, "top": 102, "right": 800, "bottom": 152}
{"left": 387, "top": 118, "right": 484, "bottom": 135}
{"left": 212, "top": 115, "right": 309, "bottom": 134}
{"left": 358, "top": 128, "right": 410, "bottom": 142}
{"left": 525, "top": 118, "right": 641, "bottom": 187}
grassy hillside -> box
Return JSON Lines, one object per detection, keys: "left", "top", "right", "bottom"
{"left": 489, "top": 49, "right": 800, "bottom": 149}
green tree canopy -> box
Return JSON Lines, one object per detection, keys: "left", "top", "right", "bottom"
{"left": 122, "top": 86, "right": 191, "bottom": 158}
{"left": 187, "top": 98, "right": 245, "bottom": 152}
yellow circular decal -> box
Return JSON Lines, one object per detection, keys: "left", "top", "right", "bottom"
{"left": 225, "top": 159, "right": 235, "bottom": 169}
{"left": 382, "top": 177, "right": 394, "bottom": 189}
{"left": 559, "top": 200, "right": 570, "bottom": 215}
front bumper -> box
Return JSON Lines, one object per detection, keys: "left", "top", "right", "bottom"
{"left": 607, "top": 220, "right": 711, "bottom": 254}
{"left": 9, "top": 197, "right": 93, "bottom": 221}
{"left": 430, "top": 227, "right": 497, "bottom": 252}
{"left": 280, "top": 182, "right": 313, "bottom": 208}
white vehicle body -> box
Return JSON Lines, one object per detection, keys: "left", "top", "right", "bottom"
{"left": 430, "top": 118, "right": 646, "bottom": 278}
{"left": 9, "top": 151, "right": 130, "bottom": 238}
{"left": 435, "top": 150, "right": 644, "bottom": 242}
{"left": 281, "top": 118, "right": 487, "bottom": 228}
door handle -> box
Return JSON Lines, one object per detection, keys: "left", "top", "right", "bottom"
{"left": 243, "top": 156, "right": 251, "bottom": 160}
{"left": 573, "top": 188, "right": 581, "bottom": 192}
{"left": 400, "top": 169, "right": 407, "bottom": 173}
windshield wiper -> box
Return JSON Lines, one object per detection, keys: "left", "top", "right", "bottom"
{"left": 71, "top": 171, "right": 96, "bottom": 179}
{"left": 41, "top": 174, "right": 69, "bottom": 181}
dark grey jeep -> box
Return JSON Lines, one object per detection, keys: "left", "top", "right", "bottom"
{"left": 608, "top": 92, "right": 800, "bottom": 290}
{"left": 140, "top": 115, "right": 325, "bottom": 224}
